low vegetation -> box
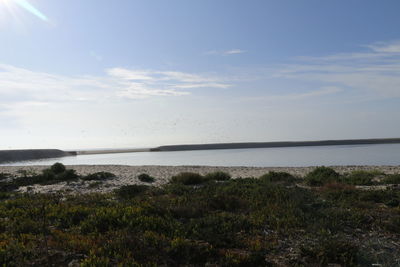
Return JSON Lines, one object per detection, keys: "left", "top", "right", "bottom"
{"left": 138, "top": 173, "right": 156, "bottom": 183}
{"left": 205, "top": 171, "right": 231, "bottom": 181}
{"left": 382, "top": 174, "right": 400, "bottom": 184}
{"left": 260, "top": 171, "right": 299, "bottom": 185}
{"left": 81, "top": 171, "right": 116, "bottom": 181}
{"left": 170, "top": 172, "right": 206, "bottom": 185}
{"left": 305, "top": 166, "right": 341, "bottom": 186}
{"left": 0, "top": 165, "right": 399, "bottom": 265}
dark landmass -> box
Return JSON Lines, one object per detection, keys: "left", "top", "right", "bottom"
{"left": 0, "top": 149, "right": 76, "bottom": 164}
{"left": 76, "top": 148, "right": 150, "bottom": 155}
{"left": 151, "top": 138, "right": 400, "bottom": 152}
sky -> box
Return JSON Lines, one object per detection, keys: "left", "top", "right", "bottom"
{"left": 1, "top": 0, "right": 400, "bottom": 149}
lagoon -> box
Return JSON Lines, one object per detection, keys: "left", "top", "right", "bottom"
{"left": 2, "top": 143, "right": 400, "bottom": 167}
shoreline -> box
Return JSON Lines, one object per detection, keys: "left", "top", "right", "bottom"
{"left": 2, "top": 138, "right": 400, "bottom": 164}
{"left": 151, "top": 138, "right": 400, "bottom": 151}
{"left": 1, "top": 164, "right": 399, "bottom": 194}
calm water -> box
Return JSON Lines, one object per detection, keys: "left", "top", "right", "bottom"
{"left": 2, "top": 144, "right": 400, "bottom": 167}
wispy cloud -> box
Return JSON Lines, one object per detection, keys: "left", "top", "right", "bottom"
{"left": 224, "top": 49, "right": 246, "bottom": 55}
{"left": 0, "top": 64, "right": 230, "bottom": 109}
{"left": 366, "top": 40, "right": 400, "bottom": 53}
{"left": 273, "top": 40, "right": 400, "bottom": 99}
{"left": 107, "top": 68, "right": 231, "bottom": 92}
{"left": 205, "top": 49, "right": 246, "bottom": 56}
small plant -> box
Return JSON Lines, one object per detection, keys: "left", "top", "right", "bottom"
{"left": 16, "top": 169, "right": 37, "bottom": 178}
{"left": 205, "top": 171, "right": 231, "bottom": 181}
{"left": 114, "top": 184, "right": 150, "bottom": 199}
{"left": 138, "top": 173, "right": 156, "bottom": 183}
{"left": 82, "top": 172, "right": 116, "bottom": 181}
{"left": 171, "top": 172, "right": 205, "bottom": 185}
{"left": 305, "top": 166, "right": 340, "bottom": 186}
{"left": 88, "top": 181, "right": 103, "bottom": 188}
{"left": 260, "top": 171, "right": 297, "bottom": 184}
{"left": 50, "top": 162, "right": 66, "bottom": 174}
{"left": 382, "top": 174, "right": 400, "bottom": 184}
{"left": 300, "top": 234, "right": 359, "bottom": 266}
{"left": 0, "top": 173, "right": 12, "bottom": 180}
{"left": 56, "top": 169, "right": 78, "bottom": 181}
{"left": 343, "top": 170, "right": 381, "bottom": 185}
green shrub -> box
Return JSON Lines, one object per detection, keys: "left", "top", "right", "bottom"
{"left": 114, "top": 185, "right": 150, "bottom": 199}
{"left": 50, "top": 162, "right": 66, "bottom": 174}
{"left": 384, "top": 216, "right": 400, "bottom": 233}
{"left": 209, "top": 194, "right": 244, "bottom": 212}
{"left": 171, "top": 172, "right": 205, "bottom": 185}
{"left": 305, "top": 167, "right": 340, "bottom": 186}
{"left": 0, "top": 173, "right": 12, "bottom": 180}
{"left": 300, "top": 234, "right": 359, "bottom": 266}
{"left": 138, "top": 173, "right": 156, "bottom": 183}
{"left": 163, "top": 183, "right": 192, "bottom": 195}
{"left": 0, "top": 191, "right": 11, "bottom": 200}
{"left": 382, "top": 174, "right": 400, "bottom": 184}
{"left": 358, "top": 190, "right": 400, "bottom": 207}
{"left": 168, "top": 237, "right": 215, "bottom": 265}
{"left": 57, "top": 169, "right": 79, "bottom": 181}
{"left": 82, "top": 172, "right": 115, "bottom": 181}
{"left": 343, "top": 170, "right": 381, "bottom": 185}
{"left": 205, "top": 171, "right": 231, "bottom": 181}
{"left": 260, "top": 171, "right": 297, "bottom": 184}
{"left": 16, "top": 169, "right": 37, "bottom": 178}
{"left": 8, "top": 166, "right": 78, "bottom": 188}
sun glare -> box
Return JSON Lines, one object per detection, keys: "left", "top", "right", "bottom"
{"left": 0, "top": 0, "right": 48, "bottom": 22}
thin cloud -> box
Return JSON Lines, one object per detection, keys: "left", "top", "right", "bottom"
{"left": 224, "top": 49, "right": 246, "bottom": 55}
{"left": 204, "top": 49, "right": 246, "bottom": 56}
{"left": 0, "top": 64, "right": 231, "bottom": 108}
{"left": 107, "top": 68, "right": 231, "bottom": 91}
{"left": 243, "top": 86, "right": 342, "bottom": 103}
{"left": 273, "top": 40, "right": 400, "bottom": 99}
{"left": 366, "top": 40, "right": 400, "bottom": 53}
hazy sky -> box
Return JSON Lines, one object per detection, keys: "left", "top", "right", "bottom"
{"left": 1, "top": 0, "right": 400, "bottom": 149}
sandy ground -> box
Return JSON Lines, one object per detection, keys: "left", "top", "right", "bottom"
{"left": 1, "top": 165, "right": 399, "bottom": 194}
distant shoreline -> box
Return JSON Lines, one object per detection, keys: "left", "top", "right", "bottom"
{"left": 0, "top": 149, "right": 76, "bottom": 164}
{"left": 1, "top": 138, "right": 400, "bottom": 163}
{"left": 151, "top": 138, "right": 400, "bottom": 152}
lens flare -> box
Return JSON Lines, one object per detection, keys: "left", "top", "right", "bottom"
{"left": 12, "top": 0, "right": 48, "bottom": 21}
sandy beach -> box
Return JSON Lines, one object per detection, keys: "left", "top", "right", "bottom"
{"left": 1, "top": 164, "right": 399, "bottom": 194}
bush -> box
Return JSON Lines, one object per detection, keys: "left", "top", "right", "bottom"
{"left": 114, "top": 185, "right": 150, "bottom": 199}
{"left": 305, "top": 167, "right": 340, "bottom": 186}
{"left": 0, "top": 173, "right": 12, "bottom": 180}
{"left": 82, "top": 172, "right": 115, "bottom": 181}
{"left": 9, "top": 165, "right": 78, "bottom": 187}
{"left": 343, "top": 170, "right": 381, "bottom": 185}
{"left": 300, "top": 234, "right": 359, "bottom": 266}
{"left": 138, "top": 173, "right": 156, "bottom": 183}
{"left": 50, "top": 162, "right": 66, "bottom": 174}
{"left": 260, "top": 171, "right": 297, "bottom": 184}
{"left": 57, "top": 169, "right": 79, "bottom": 181}
{"left": 382, "top": 174, "right": 400, "bottom": 184}
{"left": 168, "top": 237, "right": 215, "bottom": 265}
{"left": 205, "top": 171, "right": 231, "bottom": 181}
{"left": 171, "top": 172, "right": 205, "bottom": 185}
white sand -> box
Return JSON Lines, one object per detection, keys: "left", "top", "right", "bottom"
{"left": 1, "top": 165, "right": 399, "bottom": 194}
